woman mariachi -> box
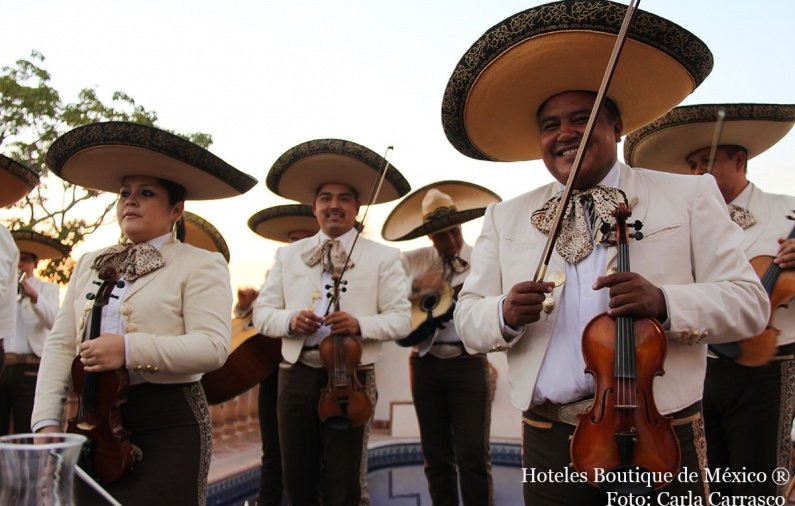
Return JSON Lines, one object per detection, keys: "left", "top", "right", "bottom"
{"left": 31, "top": 121, "right": 256, "bottom": 505}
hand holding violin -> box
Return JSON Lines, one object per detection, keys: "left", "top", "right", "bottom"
{"left": 324, "top": 311, "right": 361, "bottom": 336}
{"left": 593, "top": 271, "right": 668, "bottom": 321}
{"left": 774, "top": 237, "right": 795, "bottom": 270}
{"left": 291, "top": 310, "right": 322, "bottom": 334}
{"left": 79, "top": 334, "right": 126, "bottom": 372}
{"left": 502, "top": 281, "right": 554, "bottom": 328}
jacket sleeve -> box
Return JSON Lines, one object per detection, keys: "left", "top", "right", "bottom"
{"left": 661, "top": 176, "right": 769, "bottom": 344}
{"left": 252, "top": 246, "right": 295, "bottom": 338}
{"left": 357, "top": 247, "right": 411, "bottom": 341}
{"left": 454, "top": 203, "right": 516, "bottom": 354}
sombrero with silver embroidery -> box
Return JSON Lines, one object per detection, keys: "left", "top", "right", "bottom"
{"left": 0, "top": 155, "right": 39, "bottom": 207}
{"left": 382, "top": 181, "right": 501, "bottom": 241}
{"left": 266, "top": 139, "right": 411, "bottom": 204}
{"left": 248, "top": 204, "right": 364, "bottom": 243}
{"left": 623, "top": 103, "right": 795, "bottom": 174}
{"left": 11, "top": 230, "right": 70, "bottom": 260}
{"left": 46, "top": 121, "right": 257, "bottom": 200}
{"left": 441, "top": 0, "right": 713, "bottom": 162}
{"left": 175, "top": 211, "right": 230, "bottom": 262}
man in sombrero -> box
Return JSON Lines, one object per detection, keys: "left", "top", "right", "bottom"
{"left": 442, "top": 1, "right": 768, "bottom": 504}
{"left": 382, "top": 181, "right": 500, "bottom": 505}
{"left": 0, "top": 155, "right": 40, "bottom": 376}
{"left": 243, "top": 203, "right": 318, "bottom": 506}
{"left": 624, "top": 103, "right": 795, "bottom": 498}
{"left": 252, "top": 139, "right": 412, "bottom": 505}
{"left": 0, "top": 230, "right": 67, "bottom": 435}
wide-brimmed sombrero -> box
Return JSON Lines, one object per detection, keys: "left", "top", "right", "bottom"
{"left": 266, "top": 139, "right": 410, "bottom": 204}
{"left": 0, "top": 155, "right": 39, "bottom": 207}
{"left": 46, "top": 121, "right": 257, "bottom": 200}
{"left": 175, "top": 211, "right": 230, "bottom": 262}
{"left": 248, "top": 204, "right": 320, "bottom": 243}
{"left": 382, "top": 181, "right": 501, "bottom": 241}
{"left": 441, "top": 0, "right": 714, "bottom": 162}
{"left": 11, "top": 230, "right": 70, "bottom": 260}
{"left": 623, "top": 104, "right": 795, "bottom": 174}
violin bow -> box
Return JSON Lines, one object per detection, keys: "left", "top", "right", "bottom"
{"left": 705, "top": 108, "right": 727, "bottom": 175}
{"left": 533, "top": 0, "right": 641, "bottom": 282}
{"left": 324, "top": 145, "right": 395, "bottom": 315}
{"left": 75, "top": 465, "right": 123, "bottom": 506}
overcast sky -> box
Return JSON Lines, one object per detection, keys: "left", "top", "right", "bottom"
{"left": 2, "top": 0, "right": 794, "bottom": 291}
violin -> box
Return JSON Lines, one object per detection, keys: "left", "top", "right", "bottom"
{"left": 570, "top": 204, "right": 680, "bottom": 493}
{"left": 710, "top": 216, "right": 795, "bottom": 366}
{"left": 67, "top": 266, "right": 136, "bottom": 483}
{"left": 317, "top": 279, "right": 372, "bottom": 430}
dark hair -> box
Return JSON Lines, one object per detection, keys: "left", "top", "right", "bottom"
{"left": 314, "top": 182, "right": 359, "bottom": 201}
{"left": 720, "top": 144, "right": 749, "bottom": 172}
{"left": 158, "top": 178, "right": 187, "bottom": 205}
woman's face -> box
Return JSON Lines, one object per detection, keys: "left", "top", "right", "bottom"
{"left": 116, "top": 176, "right": 184, "bottom": 244}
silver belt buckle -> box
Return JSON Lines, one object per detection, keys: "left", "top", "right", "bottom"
{"left": 427, "top": 343, "right": 463, "bottom": 359}
{"left": 298, "top": 349, "right": 323, "bottom": 368}
{"left": 558, "top": 399, "right": 593, "bottom": 426}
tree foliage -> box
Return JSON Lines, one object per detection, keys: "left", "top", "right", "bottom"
{"left": 0, "top": 51, "right": 212, "bottom": 284}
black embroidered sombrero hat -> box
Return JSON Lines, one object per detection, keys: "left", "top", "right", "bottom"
{"left": 46, "top": 121, "right": 257, "bottom": 200}
{"left": 248, "top": 204, "right": 364, "bottom": 243}
{"left": 623, "top": 103, "right": 795, "bottom": 174}
{"left": 441, "top": 0, "right": 714, "bottom": 162}
{"left": 248, "top": 204, "right": 319, "bottom": 243}
{"left": 382, "top": 181, "right": 501, "bottom": 241}
{"left": 175, "top": 211, "right": 230, "bottom": 262}
{"left": 11, "top": 230, "right": 70, "bottom": 260}
{"left": 266, "top": 139, "right": 411, "bottom": 204}
{"left": 0, "top": 155, "right": 39, "bottom": 207}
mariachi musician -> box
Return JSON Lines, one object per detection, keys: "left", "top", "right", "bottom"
{"left": 441, "top": 2, "right": 769, "bottom": 504}
{"left": 241, "top": 204, "right": 318, "bottom": 506}
{"left": 0, "top": 155, "right": 39, "bottom": 376}
{"left": 381, "top": 181, "right": 500, "bottom": 505}
{"left": 252, "top": 139, "right": 411, "bottom": 505}
{"left": 624, "top": 103, "right": 795, "bottom": 497}
{"left": 0, "top": 231, "right": 67, "bottom": 435}
{"left": 31, "top": 121, "right": 255, "bottom": 505}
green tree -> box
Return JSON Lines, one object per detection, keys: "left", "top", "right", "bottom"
{"left": 0, "top": 51, "right": 212, "bottom": 284}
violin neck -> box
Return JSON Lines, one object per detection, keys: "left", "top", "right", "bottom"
{"left": 614, "top": 227, "right": 636, "bottom": 379}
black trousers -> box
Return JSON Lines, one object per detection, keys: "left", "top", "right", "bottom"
{"left": 76, "top": 382, "right": 212, "bottom": 506}
{"left": 0, "top": 362, "right": 38, "bottom": 434}
{"left": 410, "top": 351, "right": 494, "bottom": 505}
{"left": 277, "top": 361, "right": 376, "bottom": 506}
{"left": 703, "top": 353, "right": 795, "bottom": 496}
{"left": 258, "top": 369, "right": 284, "bottom": 506}
{"left": 522, "top": 401, "right": 708, "bottom": 505}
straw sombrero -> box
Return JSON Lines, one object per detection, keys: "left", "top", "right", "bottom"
{"left": 0, "top": 155, "right": 39, "bottom": 207}
{"left": 46, "top": 122, "right": 257, "bottom": 200}
{"left": 248, "top": 204, "right": 320, "bottom": 243}
{"left": 382, "top": 181, "right": 501, "bottom": 241}
{"left": 623, "top": 104, "right": 795, "bottom": 174}
{"left": 266, "top": 139, "right": 411, "bottom": 204}
{"left": 441, "top": 0, "right": 713, "bottom": 162}
{"left": 11, "top": 230, "right": 70, "bottom": 260}
{"left": 175, "top": 211, "right": 230, "bottom": 262}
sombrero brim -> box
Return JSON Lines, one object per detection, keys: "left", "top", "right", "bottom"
{"left": 624, "top": 104, "right": 795, "bottom": 174}
{"left": 179, "top": 211, "right": 230, "bottom": 263}
{"left": 46, "top": 122, "right": 257, "bottom": 200}
{"left": 0, "top": 155, "right": 39, "bottom": 208}
{"left": 442, "top": 0, "right": 713, "bottom": 162}
{"left": 266, "top": 139, "right": 411, "bottom": 204}
{"left": 11, "top": 230, "right": 69, "bottom": 260}
{"left": 248, "top": 204, "right": 320, "bottom": 243}
{"left": 382, "top": 181, "right": 501, "bottom": 241}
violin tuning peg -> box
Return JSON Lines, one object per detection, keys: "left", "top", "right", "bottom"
{"left": 116, "top": 281, "right": 126, "bottom": 288}
{"left": 632, "top": 220, "right": 643, "bottom": 230}
{"left": 92, "top": 280, "right": 101, "bottom": 286}
{"left": 341, "top": 287, "right": 347, "bottom": 292}
{"left": 324, "top": 284, "right": 332, "bottom": 289}
{"left": 110, "top": 294, "right": 119, "bottom": 299}
{"left": 86, "top": 293, "right": 96, "bottom": 300}
{"left": 632, "top": 231, "right": 644, "bottom": 241}
{"left": 599, "top": 222, "right": 611, "bottom": 235}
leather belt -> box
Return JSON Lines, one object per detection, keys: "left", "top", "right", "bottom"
{"left": 524, "top": 399, "right": 702, "bottom": 428}
{"left": 5, "top": 353, "right": 41, "bottom": 366}
{"left": 298, "top": 347, "right": 323, "bottom": 368}
{"left": 427, "top": 342, "right": 465, "bottom": 359}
